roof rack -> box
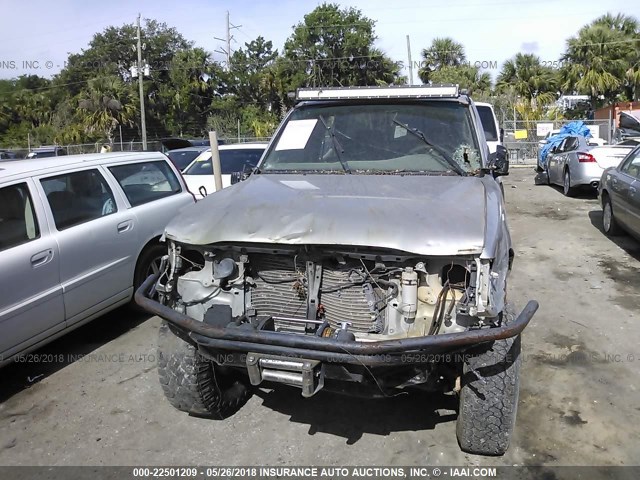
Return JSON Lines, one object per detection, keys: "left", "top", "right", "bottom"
{"left": 295, "top": 84, "right": 459, "bottom": 101}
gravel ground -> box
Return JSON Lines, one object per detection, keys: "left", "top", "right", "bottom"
{"left": 0, "top": 168, "right": 639, "bottom": 468}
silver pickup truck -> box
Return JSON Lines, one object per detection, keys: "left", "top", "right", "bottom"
{"left": 137, "top": 85, "right": 538, "bottom": 456}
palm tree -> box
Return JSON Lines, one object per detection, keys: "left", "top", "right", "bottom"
{"left": 418, "top": 37, "right": 466, "bottom": 83}
{"left": 626, "top": 66, "right": 640, "bottom": 101}
{"left": 496, "top": 53, "right": 557, "bottom": 103}
{"left": 429, "top": 65, "right": 491, "bottom": 95}
{"left": 14, "top": 91, "right": 52, "bottom": 128}
{"left": 592, "top": 13, "right": 638, "bottom": 36}
{"left": 78, "top": 76, "right": 137, "bottom": 145}
{"left": 560, "top": 24, "right": 632, "bottom": 105}
{"left": 592, "top": 13, "right": 640, "bottom": 101}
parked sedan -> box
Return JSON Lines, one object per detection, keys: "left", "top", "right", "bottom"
{"left": 182, "top": 143, "right": 267, "bottom": 198}
{"left": 26, "top": 146, "right": 67, "bottom": 158}
{"left": 166, "top": 146, "right": 208, "bottom": 172}
{"left": 545, "top": 135, "right": 633, "bottom": 196}
{"left": 599, "top": 146, "right": 640, "bottom": 239}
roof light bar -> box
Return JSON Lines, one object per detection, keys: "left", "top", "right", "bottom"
{"left": 296, "top": 84, "right": 459, "bottom": 101}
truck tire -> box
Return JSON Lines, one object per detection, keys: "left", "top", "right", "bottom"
{"left": 157, "top": 322, "right": 251, "bottom": 419}
{"left": 456, "top": 307, "right": 521, "bottom": 456}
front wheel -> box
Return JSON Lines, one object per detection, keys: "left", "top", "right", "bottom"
{"left": 544, "top": 164, "right": 551, "bottom": 185}
{"left": 602, "top": 195, "right": 623, "bottom": 236}
{"left": 157, "top": 322, "right": 251, "bottom": 418}
{"left": 456, "top": 307, "right": 521, "bottom": 455}
{"left": 134, "top": 244, "right": 166, "bottom": 293}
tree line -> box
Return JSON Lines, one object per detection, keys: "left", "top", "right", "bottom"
{"left": 0, "top": 4, "right": 638, "bottom": 148}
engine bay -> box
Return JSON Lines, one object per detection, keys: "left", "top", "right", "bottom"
{"left": 156, "top": 242, "right": 501, "bottom": 341}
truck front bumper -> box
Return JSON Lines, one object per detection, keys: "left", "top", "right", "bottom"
{"left": 136, "top": 273, "right": 538, "bottom": 367}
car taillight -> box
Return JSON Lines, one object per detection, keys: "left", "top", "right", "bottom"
{"left": 577, "top": 152, "right": 596, "bottom": 163}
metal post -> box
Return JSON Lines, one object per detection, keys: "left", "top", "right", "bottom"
{"left": 137, "top": 14, "right": 148, "bottom": 150}
{"left": 209, "top": 131, "right": 223, "bottom": 192}
{"left": 237, "top": 119, "right": 241, "bottom": 143}
{"left": 406, "top": 35, "right": 413, "bottom": 86}
{"left": 119, "top": 124, "right": 124, "bottom": 151}
{"left": 27, "top": 132, "right": 31, "bottom": 152}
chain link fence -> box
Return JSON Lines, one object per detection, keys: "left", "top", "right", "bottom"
{"left": 3, "top": 119, "right": 613, "bottom": 166}
{"left": 501, "top": 119, "right": 613, "bottom": 165}
{"left": 1, "top": 137, "right": 273, "bottom": 158}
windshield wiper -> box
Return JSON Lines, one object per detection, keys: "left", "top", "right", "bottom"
{"left": 259, "top": 169, "right": 346, "bottom": 174}
{"left": 391, "top": 118, "right": 466, "bottom": 176}
{"left": 353, "top": 169, "right": 454, "bottom": 175}
{"left": 318, "top": 115, "right": 351, "bottom": 174}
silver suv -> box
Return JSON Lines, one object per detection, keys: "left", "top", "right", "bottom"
{"left": 0, "top": 152, "right": 194, "bottom": 366}
{"left": 137, "top": 86, "right": 537, "bottom": 456}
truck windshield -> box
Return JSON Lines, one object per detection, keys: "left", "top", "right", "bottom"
{"left": 260, "top": 102, "right": 481, "bottom": 174}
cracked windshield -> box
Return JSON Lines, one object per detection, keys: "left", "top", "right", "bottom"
{"left": 261, "top": 103, "right": 480, "bottom": 174}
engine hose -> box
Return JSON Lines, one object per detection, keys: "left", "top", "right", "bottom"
{"left": 428, "top": 282, "right": 450, "bottom": 335}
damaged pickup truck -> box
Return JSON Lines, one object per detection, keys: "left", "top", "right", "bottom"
{"left": 136, "top": 85, "right": 538, "bottom": 456}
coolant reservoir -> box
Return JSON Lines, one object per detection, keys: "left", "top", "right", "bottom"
{"left": 400, "top": 267, "right": 418, "bottom": 321}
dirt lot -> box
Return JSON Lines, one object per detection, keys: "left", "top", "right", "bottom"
{"left": 1, "top": 168, "right": 639, "bottom": 467}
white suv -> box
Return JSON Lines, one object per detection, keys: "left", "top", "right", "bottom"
{"left": 475, "top": 102, "right": 502, "bottom": 155}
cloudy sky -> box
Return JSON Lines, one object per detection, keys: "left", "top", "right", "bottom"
{"left": 0, "top": 0, "right": 638, "bottom": 82}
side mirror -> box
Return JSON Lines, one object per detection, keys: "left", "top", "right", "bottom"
{"left": 551, "top": 146, "right": 558, "bottom": 153}
{"left": 499, "top": 128, "right": 504, "bottom": 144}
{"left": 493, "top": 145, "right": 509, "bottom": 177}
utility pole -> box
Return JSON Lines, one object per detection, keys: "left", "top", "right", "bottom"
{"left": 136, "top": 14, "right": 147, "bottom": 150}
{"left": 406, "top": 35, "right": 413, "bottom": 86}
{"left": 226, "top": 12, "right": 231, "bottom": 67}
{"left": 214, "top": 11, "right": 241, "bottom": 70}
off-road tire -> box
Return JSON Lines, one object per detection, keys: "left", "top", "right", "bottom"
{"left": 157, "top": 322, "right": 251, "bottom": 418}
{"left": 456, "top": 306, "right": 521, "bottom": 456}
{"left": 602, "top": 194, "right": 623, "bottom": 236}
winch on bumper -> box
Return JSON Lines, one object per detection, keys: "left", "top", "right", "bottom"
{"left": 136, "top": 272, "right": 537, "bottom": 396}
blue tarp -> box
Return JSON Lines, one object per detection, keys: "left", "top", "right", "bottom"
{"left": 538, "top": 121, "right": 592, "bottom": 168}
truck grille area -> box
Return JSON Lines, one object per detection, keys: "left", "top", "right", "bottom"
{"left": 249, "top": 254, "right": 381, "bottom": 334}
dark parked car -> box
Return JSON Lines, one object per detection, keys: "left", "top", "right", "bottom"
{"left": 26, "top": 146, "right": 67, "bottom": 159}
{"left": 0, "top": 150, "right": 18, "bottom": 160}
{"left": 166, "top": 147, "right": 208, "bottom": 172}
{"left": 160, "top": 138, "right": 225, "bottom": 152}
{"left": 599, "top": 145, "right": 640, "bottom": 239}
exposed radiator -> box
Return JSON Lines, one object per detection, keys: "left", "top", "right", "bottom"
{"left": 248, "top": 254, "right": 381, "bottom": 334}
